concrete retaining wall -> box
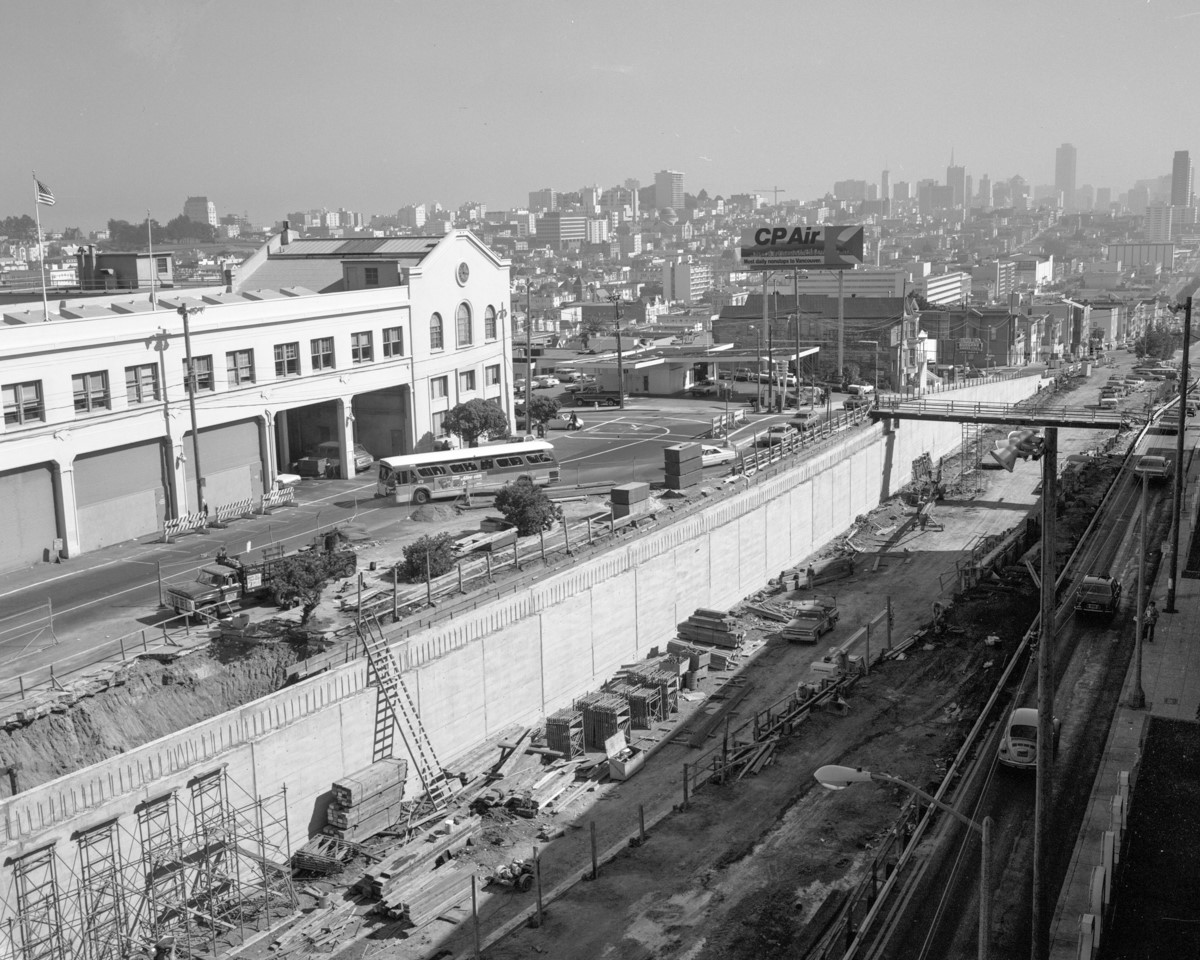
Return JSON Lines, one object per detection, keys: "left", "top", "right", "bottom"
{"left": 0, "top": 379, "right": 1040, "bottom": 897}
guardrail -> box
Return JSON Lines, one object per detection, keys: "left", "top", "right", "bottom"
{"left": 259, "top": 486, "right": 296, "bottom": 513}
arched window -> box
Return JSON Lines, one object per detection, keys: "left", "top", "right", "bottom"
{"left": 430, "top": 312, "right": 444, "bottom": 350}
{"left": 456, "top": 302, "right": 473, "bottom": 347}
{"left": 484, "top": 305, "right": 497, "bottom": 340}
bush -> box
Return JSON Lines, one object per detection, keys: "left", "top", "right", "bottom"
{"left": 400, "top": 533, "right": 457, "bottom": 582}
{"left": 527, "top": 395, "right": 561, "bottom": 426}
{"left": 494, "top": 478, "right": 562, "bottom": 536}
{"left": 269, "top": 552, "right": 343, "bottom": 624}
{"left": 443, "top": 399, "right": 511, "bottom": 447}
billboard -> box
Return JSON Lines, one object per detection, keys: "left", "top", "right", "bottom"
{"left": 957, "top": 338, "right": 984, "bottom": 353}
{"left": 739, "top": 224, "right": 864, "bottom": 270}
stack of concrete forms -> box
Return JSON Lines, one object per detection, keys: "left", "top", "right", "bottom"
{"left": 604, "top": 681, "right": 663, "bottom": 729}
{"left": 667, "top": 639, "right": 713, "bottom": 673}
{"left": 625, "top": 665, "right": 681, "bottom": 716}
{"left": 575, "top": 692, "right": 632, "bottom": 750}
{"left": 544, "top": 707, "right": 585, "bottom": 758}
{"left": 663, "top": 443, "right": 703, "bottom": 490}
{"left": 677, "top": 608, "right": 744, "bottom": 649}
{"left": 322, "top": 758, "right": 408, "bottom": 842}
{"left": 610, "top": 482, "right": 653, "bottom": 520}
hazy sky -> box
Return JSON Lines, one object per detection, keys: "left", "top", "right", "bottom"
{"left": 5, "top": 0, "right": 1198, "bottom": 232}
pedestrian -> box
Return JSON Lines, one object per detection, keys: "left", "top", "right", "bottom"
{"left": 806, "top": 566, "right": 815, "bottom": 591}
{"left": 1143, "top": 599, "right": 1159, "bottom": 642}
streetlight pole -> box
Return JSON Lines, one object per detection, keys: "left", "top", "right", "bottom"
{"left": 1127, "top": 469, "right": 1149, "bottom": 710}
{"left": 1166, "top": 295, "right": 1191, "bottom": 611}
{"left": 178, "top": 303, "right": 207, "bottom": 519}
{"left": 608, "top": 292, "right": 625, "bottom": 410}
{"left": 815, "top": 765, "right": 992, "bottom": 960}
{"left": 525, "top": 285, "right": 533, "bottom": 427}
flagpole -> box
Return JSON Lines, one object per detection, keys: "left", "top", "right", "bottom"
{"left": 32, "top": 172, "right": 49, "bottom": 322}
{"left": 147, "top": 209, "right": 156, "bottom": 310}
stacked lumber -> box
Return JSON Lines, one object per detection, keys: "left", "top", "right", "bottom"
{"left": 610, "top": 482, "right": 654, "bottom": 520}
{"left": 357, "top": 817, "right": 479, "bottom": 903}
{"left": 743, "top": 600, "right": 795, "bottom": 623}
{"left": 663, "top": 443, "right": 703, "bottom": 490}
{"left": 677, "top": 608, "right": 744, "bottom": 649}
{"left": 401, "top": 866, "right": 473, "bottom": 927}
{"left": 667, "top": 639, "right": 712, "bottom": 673}
{"left": 575, "top": 692, "right": 631, "bottom": 750}
{"left": 322, "top": 759, "right": 408, "bottom": 842}
{"left": 292, "top": 834, "right": 367, "bottom": 875}
{"left": 544, "top": 708, "right": 584, "bottom": 759}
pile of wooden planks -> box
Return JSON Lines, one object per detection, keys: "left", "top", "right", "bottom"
{"left": 575, "top": 692, "right": 631, "bottom": 750}
{"left": 357, "top": 817, "right": 479, "bottom": 906}
{"left": 291, "top": 834, "right": 368, "bottom": 875}
{"left": 667, "top": 639, "right": 712, "bottom": 673}
{"left": 544, "top": 709, "right": 584, "bottom": 759}
{"left": 677, "top": 608, "right": 744, "bottom": 648}
{"left": 322, "top": 758, "right": 407, "bottom": 842}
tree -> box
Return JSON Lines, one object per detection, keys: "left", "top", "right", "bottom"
{"left": 400, "top": 533, "right": 456, "bottom": 582}
{"left": 1134, "top": 321, "right": 1181, "bottom": 361}
{"left": 268, "top": 552, "right": 334, "bottom": 624}
{"left": 443, "top": 398, "right": 510, "bottom": 447}
{"left": 494, "top": 477, "right": 562, "bottom": 536}
{"left": 526, "top": 395, "right": 560, "bottom": 427}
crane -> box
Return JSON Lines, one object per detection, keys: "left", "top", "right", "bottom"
{"left": 753, "top": 186, "right": 787, "bottom": 207}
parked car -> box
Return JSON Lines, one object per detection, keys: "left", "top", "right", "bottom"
{"left": 756, "top": 424, "right": 798, "bottom": 447}
{"left": 734, "top": 368, "right": 756, "bottom": 382}
{"left": 513, "top": 378, "right": 527, "bottom": 393}
{"left": 314, "top": 440, "right": 374, "bottom": 476}
{"left": 689, "top": 379, "right": 723, "bottom": 397}
{"left": 997, "top": 707, "right": 1060, "bottom": 771}
{"left": 843, "top": 395, "right": 872, "bottom": 411}
{"left": 533, "top": 375, "right": 560, "bottom": 389}
{"left": 789, "top": 411, "right": 819, "bottom": 429}
{"left": 1075, "top": 574, "right": 1121, "bottom": 616}
{"left": 700, "top": 445, "right": 737, "bottom": 467}
{"left": 843, "top": 383, "right": 875, "bottom": 395}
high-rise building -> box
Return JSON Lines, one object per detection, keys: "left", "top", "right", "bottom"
{"left": 1055, "top": 144, "right": 1077, "bottom": 212}
{"left": 1145, "top": 202, "right": 1173, "bottom": 242}
{"left": 528, "top": 188, "right": 557, "bottom": 213}
{"left": 880, "top": 170, "right": 890, "bottom": 206}
{"left": 1171, "top": 150, "right": 1193, "bottom": 206}
{"left": 1096, "top": 187, "right": 1112, "bottom": 212}
{"left": 654, "top": 170, "right": 684, "bottom": 212}
{"left": 977, "top": 174, "right": 992, "bottom": 209}
{"left": 184, "top": 196, "right": 217, "bottom": 227}
{"left": 893, "top": 181, "right": 911, "bottom": 202}
{"left": 946, "top": 164, "right": 966, "bottom": 208}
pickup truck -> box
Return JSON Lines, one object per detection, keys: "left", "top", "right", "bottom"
{"left": 573, "top": 386, "right": 625, "bottom": 407}
{"left": 165, "top": 536, "right": 357, "bottom": 619}
{"left": 1135, "top": 455, "right": 1172, "bottom": 481}
{"left": 781, "top": 596, "right": 840, "bottom": 642}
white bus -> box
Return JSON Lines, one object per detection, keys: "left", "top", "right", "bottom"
{"left": 375, "top": 440, "right": 560, "bottom": 504}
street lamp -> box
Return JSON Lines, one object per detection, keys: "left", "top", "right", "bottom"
{"left": 815, "top": 765, "right": 993, "bottom": 960}
{"left": 607, "top": 292, "right": 625, "bottom": 410}
{"left": 177, "top": 303, "right": 207, "bottom": 520}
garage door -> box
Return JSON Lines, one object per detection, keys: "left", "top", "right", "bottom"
{"left": 0, "top": 464, "right": 58, "bottom": 572}
{"left": 75, "top": 441, "right": 170, "bottom": 552}
{"left": 182, "top": 419, "right": 264, "bottom": 512}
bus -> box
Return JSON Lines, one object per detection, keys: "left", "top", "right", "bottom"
{"left": 375, "top": 439, "right": 560, "bottom": 504}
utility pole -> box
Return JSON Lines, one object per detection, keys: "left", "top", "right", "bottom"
{"left": 1166, "top": 295, "right": 1191, "bottom": 612}
{"left": 178, "top": 303, "right": 207, "bottom": 518}
{"left": 525, "top": 285, "right": 533, "bottom": 428}
{"left": 608, "top": 292, "right": 625, "bottom": 410}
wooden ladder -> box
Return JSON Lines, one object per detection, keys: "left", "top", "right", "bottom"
{"left": 360, "top": 617, "right": 453, "bottom": 808}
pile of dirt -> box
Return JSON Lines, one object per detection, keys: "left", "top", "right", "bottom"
{"left": 409, "top": 505, "right": 459, "bottom": 523}
{"left": 0, "top": 643, "right": 301, "bottom": 797}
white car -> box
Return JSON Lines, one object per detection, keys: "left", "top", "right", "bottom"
{"left": 998, "top": 707, "right": 1060, "bottom": 770}
{"left": 533, "top": 375, "right": 560, "bottom": 389}
{"left": 700, "top": 445, "right": 737, "bottom": 467}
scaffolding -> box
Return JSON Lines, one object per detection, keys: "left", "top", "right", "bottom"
{"left": 959, "top": 421, "right": 988, "bottom": 494}
{"left": 0, "top": 768, "right": 295, "bottom": 960}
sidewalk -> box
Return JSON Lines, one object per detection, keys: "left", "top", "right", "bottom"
{"left": 1050, "top": 435, "right": 1200, "bottom": 958}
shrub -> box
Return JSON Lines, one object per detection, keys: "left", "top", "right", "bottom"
{"left": 443, "top": 398, "right": 511, "bottom": 447}
{"left": 400, "top": 533, "right": 457, "bottom": 582}
{"left": 494, "top": 478, "right": 562, "bottom": 536}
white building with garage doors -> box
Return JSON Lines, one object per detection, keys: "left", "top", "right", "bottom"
{"left": 0, "top": 228, "right": 513, "bottom": 571}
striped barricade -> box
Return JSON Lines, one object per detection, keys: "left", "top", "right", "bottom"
{"left": 210, "top": 497, "right": 254, "bottom": 528}
{"left": 161, "top": 512, "right": 208, "bottom": 543}
{"left": 258, "top": 486, "right": 296, "bottom": 514}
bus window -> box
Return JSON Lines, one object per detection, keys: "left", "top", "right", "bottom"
{"left": 526, "top": 452, "right": 552, "bottom": 464}
{"left": 416, "top": 465, "right": 448, "bottom": 478}
{"left": 378, "top": 464, "right": 394, "bottom": 483}
{"left": 449, "top": 461, "right": 480, "bottom": 474}
{"left": 496, "top": 456, "right": 523, "bottom": 467}
{"left": 478, "top": 457, "right": 494, "bottom": 470}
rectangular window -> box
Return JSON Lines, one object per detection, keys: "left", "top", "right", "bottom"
{"left": 431, "top": 410, "right": 447, "bottom": 437}
{"left": 72, "top": 370, "right": 111, "bottom": 413}
{"left": 2, "top": 380, "right": 44, "bottom": 425}
{"left": 383, "top": 326, "right": 405, "bottom": 357}
{"left": 226, "top": 349, "right": 255, "bottom": 385}
{"left": 459, "top": 370, "right": 476, "bottom": 392}
{"left": 485, "top": 364, "right": 501, "bottom": 386}
{"left": 485, "top": 311, "right": 498, "bottom": 340}
{"left": 351, "top": 331, "right": 374, "bottom": 364}
{"left": 274, "top": 342, "right": 300, "bottom": 378}
{"left": 155, "top": 256, "right": 169, "bottom": 275}
{"left": 125, "top": 364, "right": 160, "bottom": 403}
{"left": 456, "top": 309, "right": 473, "bottom": 347}
{"left": 182, "top": 356, "right": 214, "bottom": 392}
{"left": 311, "top": 337, "right": 335, "bottom": 371}
{"left": 431, "top": 375, "right": 449, "bottom": 399}
{"left": 364, "top": 266, "right": 379, "bottom": 286}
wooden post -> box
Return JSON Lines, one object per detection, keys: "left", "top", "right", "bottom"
{"left": 587, "top": 517, "right": 594, "bottom": 544}
{"left": 392, "top": 566, "right": 398, "bottom": 621}
{"left": 864, "top": 620, "right": 870, "bottom": 677}
{"left": 425, "top": 548, "right": 432, "bottom": 606}
{"left": 590, "top": 821, "right": 598, "bottom": 880}
{"left": 486, "top": 552, "right": 493, "bottom": 580}
{"left": 539, "top": 527, "right": 546, "bottom": 562}
{"left": 638, "top": 804, "right": 646, "bottom": 845}
{"left": 513, "top": 540, "right": 519, "bottom": 568}
{"left": 682, "top": 762, "right": 689, "bottom": 808}
{"left": 563, "top": 517, "right": 571, "bottom": 553}
{"left": 356, "top": 572, "right": 363, "bottom": 634}
{"left": 157, "top": 560, "right": 164, "bottom": 607}
{"left": 886, "top": 596, "right": 893, "bottom": 651}
{"left": 471, "top": 874, "right": 481, "bottom": 960}
{"left": 458, "top": 561, "right": 464, "bottom": 593}
{"left": 534, "top": 846, "right": 543, "bottom": 927}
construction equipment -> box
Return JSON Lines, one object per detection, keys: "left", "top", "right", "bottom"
{"left": 486, "top": 859, "right": 535, "bottom": 892}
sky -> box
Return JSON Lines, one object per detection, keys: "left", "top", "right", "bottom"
{"left": 5, "top": 0, "right": 1199, "bottom": 233}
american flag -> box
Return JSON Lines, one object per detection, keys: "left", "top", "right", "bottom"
{"left": 35, "top": 179, "right": 55, "bottom": 205}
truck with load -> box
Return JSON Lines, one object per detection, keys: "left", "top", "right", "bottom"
{"left": 165, "top": 532, "right": 357, "bottom": 619}
{"left": 781, "top": 595, "right": 840, "bottom": 642}
{"left": 573, "top": 386, "right": 625, "bottom": 407}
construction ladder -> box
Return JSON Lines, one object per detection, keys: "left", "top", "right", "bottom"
{"left": 360, "top": 617, "right": 453, "bottom": 808}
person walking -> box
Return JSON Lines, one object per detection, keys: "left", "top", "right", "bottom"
{"left": 1144, "top": 599, "right": 1159, "bottom": 642}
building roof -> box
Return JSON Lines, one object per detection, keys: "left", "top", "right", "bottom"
{"left": 720, "top": 295, "right": 906, "bottom": 321}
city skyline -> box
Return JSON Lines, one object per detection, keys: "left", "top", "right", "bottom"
{"left": 5, "top": 0, "right": 1200, "bottom": 232}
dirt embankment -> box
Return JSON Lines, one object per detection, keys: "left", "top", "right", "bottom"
{"left": 0, "top": 642, "right": 302, "bottom": 798}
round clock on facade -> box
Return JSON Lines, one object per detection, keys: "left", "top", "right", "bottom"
{"left": 456, "top": 262, "right": 470, "bottom": 285}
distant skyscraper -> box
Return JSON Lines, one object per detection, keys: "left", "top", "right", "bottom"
{"left": 977, "top": 174, "right": 992, "bottom": 209}
{"left": 1171, "top": 150, "right": 1193, "bottom": 206}
{"left": 529, "top": 189, "right": 557, "bottom": 212}
{"left": 1128, "top": 186, "right": 1150, "bottom": 216}
{"left": 1146, "top": 202, "right": 1173, "bottom": 242}
{"left": 880, "top": 170, "right": 890, "bottom": 206}
{"left": 1055, "top": 144, "right": 1077, "bottom": 211}
{"left": 1096, "top": 187, "right": 1112, "bottom": 212}
{"left": 184, "top": 196, "right": 217, "bottom": 227}
{"left": 893, "top": 181, "right": 911, "bottom": 201}
{"left": 624, "top": 179, "right": 641, "bottom": 220}
{"left": 946, "top": 164, "right": 966, "bottom": 208}
{"left": 654, "top": 170, "right": 684, "bottom": 212}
